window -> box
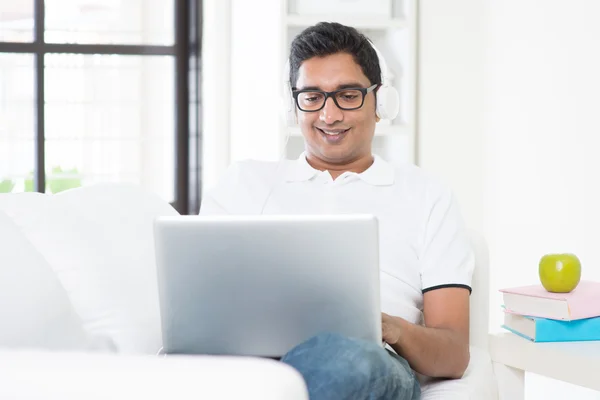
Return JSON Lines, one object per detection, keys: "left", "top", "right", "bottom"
{"left": 0, "top": 0, "right": 201, "bottom": 214}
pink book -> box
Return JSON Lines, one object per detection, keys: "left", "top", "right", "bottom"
{"left": 500, "top": 280, "right": 600, "bottom": 321}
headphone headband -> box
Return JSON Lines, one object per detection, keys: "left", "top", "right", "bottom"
{"left": 367, "top": 40, "right": 390, "bottom": 86}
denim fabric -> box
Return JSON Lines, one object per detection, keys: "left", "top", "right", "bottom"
{"left": 281, "top": 333, "right": 421, "bottom": 400}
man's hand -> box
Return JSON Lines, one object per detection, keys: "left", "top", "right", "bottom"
{"left": 381, "top": 312, "right": 402, "bottom": 345}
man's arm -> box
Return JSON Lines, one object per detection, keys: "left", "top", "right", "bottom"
{"left": 382, "top": 287, "right": 470, "bottom": 379}
{"left": 199, "top": 193, "right": 228, "bottom": 215}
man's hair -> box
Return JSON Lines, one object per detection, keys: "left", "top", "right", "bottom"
{"left": 288, "top": 22, "right": 382, "bottom": 89}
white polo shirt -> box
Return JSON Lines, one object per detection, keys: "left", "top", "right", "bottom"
{"left": 200, "top": 153, "right": 474, "bottom": 326}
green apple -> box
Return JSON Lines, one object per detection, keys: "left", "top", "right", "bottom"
{"left": 539, "top": 253, "right": 581, "bottom": 293}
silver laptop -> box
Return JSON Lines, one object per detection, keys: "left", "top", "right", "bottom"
{"left": 153, "top": 214, "right": 381, "bottom": 357}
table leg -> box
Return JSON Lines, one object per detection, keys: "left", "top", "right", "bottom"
{"left": 493, "top": 362, "right": 525, "bottom": 400}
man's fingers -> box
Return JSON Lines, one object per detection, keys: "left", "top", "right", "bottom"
{"left": 382, "top": 322, "right": 390, "bottom": 337}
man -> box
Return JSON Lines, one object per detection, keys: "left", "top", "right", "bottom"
{"left": 200, "top": 22, "right": 473, "bottom": 400}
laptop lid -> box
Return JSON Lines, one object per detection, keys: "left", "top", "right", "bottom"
{"left": 154, "top": 214, "right": 381, "bottom": 357}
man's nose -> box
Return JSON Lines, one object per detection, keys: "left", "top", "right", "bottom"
{"left": 319, "top": 97, "right": 343, "bottom": 124}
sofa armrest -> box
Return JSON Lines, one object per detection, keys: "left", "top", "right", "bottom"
{"left": 0, "top": 349, "right": 308, "bottom": 399}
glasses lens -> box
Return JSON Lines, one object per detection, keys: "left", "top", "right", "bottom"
{"left": 335, "top": 89, "right": 363, "bottom": 110}
{"left": 297, "top": 91, "right": 325, "bottom": 111}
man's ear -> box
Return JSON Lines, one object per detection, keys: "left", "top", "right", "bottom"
{"left": 375, "top": 115, "right": 381, "bottom": 123}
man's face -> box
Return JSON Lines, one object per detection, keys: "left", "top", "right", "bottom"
{"left": 294, "top": 52, "right": 377, "bottom": 165}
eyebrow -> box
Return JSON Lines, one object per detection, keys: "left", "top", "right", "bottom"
{"left": 294, "top": 82, "right": 368, "bottom": 91}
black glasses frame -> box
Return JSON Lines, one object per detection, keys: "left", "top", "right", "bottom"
{"left": 292, "top": 84, "right": 379, "bottom": 112}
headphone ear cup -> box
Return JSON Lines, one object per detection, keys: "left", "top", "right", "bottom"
{"left": 280, "top": 60, "right": 297, "bottom": 126}
{"left": 286, "top": 91, "right": 297, "bottom": 126}
{"left": 280, "top": 84, "right": 297, "bottom": 126}
{"left": 368, "top": 40, "right": 400, "bottom": 121}
{"left": 375, "top": 85, "right": 400, "bottom": 120}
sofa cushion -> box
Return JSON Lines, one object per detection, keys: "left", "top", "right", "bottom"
{"left": 418, "top": 345, "right": 498, "bottom": 399}
{"left": 1, "top": 184, "right": 179, "bottom": 354}
{"left": 0, "top": 207, "right": 103, "bottom": 350}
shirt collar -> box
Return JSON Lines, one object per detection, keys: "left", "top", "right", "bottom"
{"left": 285, "top": 152, "right": 395, "bottom": 186}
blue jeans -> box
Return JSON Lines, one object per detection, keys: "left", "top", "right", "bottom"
{"left": 281, "top": 333, "right": 421, "bottom": 400}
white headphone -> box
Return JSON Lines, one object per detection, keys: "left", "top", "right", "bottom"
{"left": 282, "top": 39, "right": 400, "bottom": 126}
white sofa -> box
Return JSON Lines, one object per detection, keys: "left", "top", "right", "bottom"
{"left": 0, "top": 183, "right": 504, "bottom": 398}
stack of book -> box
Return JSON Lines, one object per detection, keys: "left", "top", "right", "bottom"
{"left": 499, "top": 280, "right": 600, "bottom": 342}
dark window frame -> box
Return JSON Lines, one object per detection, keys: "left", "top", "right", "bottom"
{"left": 0, "top": 0, "right": 202, "bottom": 214}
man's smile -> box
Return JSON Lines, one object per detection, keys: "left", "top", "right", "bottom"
{"left": 316, "top": 127, "right": 350, "bottom": 143}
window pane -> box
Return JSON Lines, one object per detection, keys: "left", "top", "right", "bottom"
{"left": 44, "top": 54, "right": 175, "bottom": 203}
{"left": 0, "top": 1, "right": 34, "bottom": 42}
{"left": 45, "top": 0, "right": 174, "bottom": 45}
{"left": 0, "top": 54, "right": 35, "bottom": 193}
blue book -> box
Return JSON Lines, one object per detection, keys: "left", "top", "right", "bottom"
{"left": 502, "top": 311, "right": 600, "bottom": 342}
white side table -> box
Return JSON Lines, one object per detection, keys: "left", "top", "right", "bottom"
{"left": 489, "top": 332, "right": 600, "bottom": 400}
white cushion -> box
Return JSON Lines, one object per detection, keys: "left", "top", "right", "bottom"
{"left": 419, "top": 346, "right": 498, "bottom": 399}
{"left": 0, "top": 349, "right": 309, "bottom": 399}
{"left": 1, "top": 184, "right": 179, "bottom": 354}
{"left": 0, "top": 206, "right": 94, "bottom": 350}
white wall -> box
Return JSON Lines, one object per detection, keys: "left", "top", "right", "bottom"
{"left": 420, "top": 0, "right": 600, "bottom": 398}
{"left": 201, "top": 0, "right": 232, "bottom": 191}
{"left": 485, "top": 0, "right": 600, "bottom": 320}
{"left": 202, "top": 0, "right": 285, "bottom": 193}
{"left": 417, "top": 0, "right": 486, "bottom": 233}
{"left": 229, "top": 0, "right": 285, "bottom": 164}
{"left": 487, "top": 3, "right": 600, "bottom": 396}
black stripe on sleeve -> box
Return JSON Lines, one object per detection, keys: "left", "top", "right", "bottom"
{"left": 422, "top": 284, "right": 472, "bottom": 295}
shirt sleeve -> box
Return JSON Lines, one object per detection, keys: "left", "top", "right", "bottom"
{"left": 199, "top": 193, "right": 229, "bottom": 215}
{"left": 419, "top": 185, "right": 474, "bottom": 294}
{"left": 199, "top": 160, "right": 282, "bottom": 215}
{"left": 198, "top": 163, "right": 241, "bottom": 216}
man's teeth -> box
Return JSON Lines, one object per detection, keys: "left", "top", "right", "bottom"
{"left": 322, "top": 129, "right": 347, "bottom": 136}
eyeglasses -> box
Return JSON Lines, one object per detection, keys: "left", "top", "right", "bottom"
{"left": 292, "top": 84, "right": 378, "bottom": 112}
